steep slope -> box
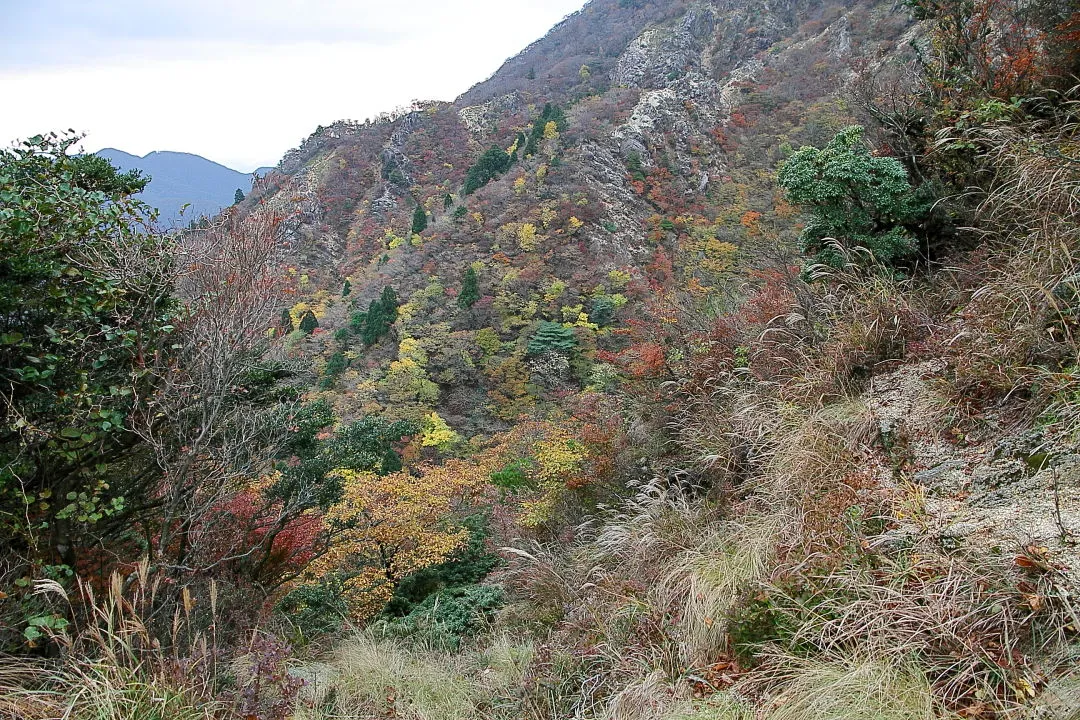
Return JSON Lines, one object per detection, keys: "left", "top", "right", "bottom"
{"left": 250, "top": 0, "right": 914, "bottom": 437}
{"left": 95, "top": 148, "right": 258, "bottom": 224}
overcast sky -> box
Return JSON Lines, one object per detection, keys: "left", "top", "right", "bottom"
{"left": 0, "top": 0, "right": 585, "bottom": 171}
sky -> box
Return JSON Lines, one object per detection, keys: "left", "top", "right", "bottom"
{"left": 0, "top": 0, "right": 585, "bottom": 172}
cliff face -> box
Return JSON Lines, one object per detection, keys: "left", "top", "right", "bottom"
{"left": 247, "top": 0, "right": 915, "bottom": 433}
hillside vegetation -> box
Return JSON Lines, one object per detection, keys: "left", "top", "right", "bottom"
{"left": 2, "top": 0, "right": 1079, "bottom": 718}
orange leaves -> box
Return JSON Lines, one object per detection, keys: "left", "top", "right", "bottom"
{"left": 635, "top": 342, "right": 668, "bottom": 378}
{"left": 739, "top": 210, "right": 762, "bottom": 228}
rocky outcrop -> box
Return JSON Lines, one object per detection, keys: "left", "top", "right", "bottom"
{"left": 868, "top": 362, "right": 1080, "bottom": 577}
{"left": 611, "top": 4, "right": 717, "bottom": 89}
{"left": 458, "top": 93, "right": 522, "bottom": 137}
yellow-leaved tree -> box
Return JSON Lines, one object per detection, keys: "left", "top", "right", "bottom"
{"left": 311, "top": 460, "right": 488, "bottom": 619}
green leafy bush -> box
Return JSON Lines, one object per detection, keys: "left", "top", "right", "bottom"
{"left": 777, "top": 126, "right": 930, "bottom": 272}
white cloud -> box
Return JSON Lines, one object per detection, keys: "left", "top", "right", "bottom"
{"left": 0, "top": 0, "right": 584, "bottom": 171}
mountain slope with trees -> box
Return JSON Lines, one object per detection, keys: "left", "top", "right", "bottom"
{"left": 2, "top": 0, "right": 1079, "bottom": 718}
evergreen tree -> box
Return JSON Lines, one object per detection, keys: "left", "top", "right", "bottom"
{"left": 411, "top": 204, "right": 428, "bottom": 234}
{"left": 463, "top": 145, "right": 513, "bottom": 195}
{"left": 380, "top": 286, "right": 400, "bottom": 322}
{"left": 362, "top": 299, "right": 385, "bottom": 347}
{"left": 298, "top": 310, "right": 319, "bottom": 335}
{"left": 443, "top": 193, "right": 454, "bottom": 210}
{"left": 524, "top": 103, "right": 567, "bottom": 156}
{"left": 458, "top": 266, "right": 480, "bottom": 309}
{"left": 527, "top": 321, "right": 578, "bottom": 355}
{"left": 280, "top": 308, "right": 294, "bottom": 333}
{"left": 342, "top": 278, "right": 352, "bottom": 297}
{"left": 320, "top": 351, "right": 348, "bottom": 389}
{"left": 234, "top": 188, "right": 246, "bottom": 204}
{"left": 360, "top": 286, "right": 400, "bottom": 346}
{"left": 777, "top": 125, "right": 930, "bottom": 272}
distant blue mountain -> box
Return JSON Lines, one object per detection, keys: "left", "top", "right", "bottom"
{"left": 94, "top": 148, "right": 269, "bottom": 226}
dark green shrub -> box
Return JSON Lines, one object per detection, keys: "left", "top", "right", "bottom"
{"left": 411, "top": 204, "right": 428, "bottom": 234}
{"left": 463, "top": 145, "right": 514, "bottom": 195}
{"left": 458, "top": 266, "right": 480, "bottom": 309}
{"left": 527, "top": 321, "right": 578, "bottom": 356}
{"left": 298, "top": 310, "right": 319, "bottom": 335}
{"left": 777, "top": 125, "right": 931, "bottom": 272}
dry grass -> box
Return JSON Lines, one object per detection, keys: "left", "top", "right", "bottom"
{"left": 657, "top": 515, "right": 781, "bottom": 666}
{"left": 296, "top": 635, "right": 479, "bottom": 720}
{"left": 750, "top": 652, "right": 944, "bottom": 720}
{"left": 930, "top": 88, "right": 1080, "bottom": 405}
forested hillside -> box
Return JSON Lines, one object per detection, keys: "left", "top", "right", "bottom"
{"left": 2, "top": 0, "right": 1079, "bottom": 718}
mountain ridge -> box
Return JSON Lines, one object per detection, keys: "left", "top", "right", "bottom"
{"left": 94, "top": 146, "right": 271, "bottom": 224}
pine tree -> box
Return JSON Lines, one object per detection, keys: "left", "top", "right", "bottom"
{"left": 361, "top": 286, "right": 400, "bottom": 346}
{"left": 458, "top": 266, "right": 480, "bottom": 309}
{"left": 463, "top": 145, "right": 513, "bottom": 195}
{"left": 527, "top": 321, "right": 578, "bottom": 355}
{"left": 411, "top": 204, "right": 428, "bottom": 234}
{"left": 380, "top": 286, "right": 400, "bottom": 323}
{"left": 298, "top": 310, "right": 319, "bottom": 335}
{"left": 280, "top": 308, "right": 294, "bottom": 333}
{"left": 362, "top": 299, "right": 385, "bottom": 347}
{"left": 342, "top": 279, "right": 352, "bottom": 297}
{"left": 234, "top": 188, "right": 246, "bottom": 204}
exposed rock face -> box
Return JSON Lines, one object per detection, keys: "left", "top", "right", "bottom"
{"left": 610, "top": 3, "right": 717, "bottom": 90}
{"left": 868, "top": 362, "right": 1080, "bottom": 577}
{"left": 458, "top": 93, "right": 522, "bottom": 137}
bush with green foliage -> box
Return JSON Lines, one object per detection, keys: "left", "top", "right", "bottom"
{"left": 523, "top": 103, "right": 567, "bottom": 157}
{"left": 298, "top": 310, "right": 319, "bottom": 334}
{"left": 589, "top": 296, "right": 616, "bottom": 327}
{"left": 268, "top": 410, "right": 418, "bottom": 512}
{"left": 379, "top": 514, "right": 503, "bottom": 648}
{"left": 527, "top": 321, "right": 578, "bottom": 356}
{"left": 0, "top": 133, "right": 176, "bottom": 563}
{"left": 777, "top": 125, "right": 930, "bottom": 271}
{"left": 360, "top": 286, "right": 400, "bottom": 346}
{"left": 319, "top": 352, "right": 349, "bottom": 389}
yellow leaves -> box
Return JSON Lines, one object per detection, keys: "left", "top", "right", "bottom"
{"left": 536, "top": 164, "right": 548, "bottom": 182}
{"left": 513, "top": 175, "right": 527, "bottom": 195}
{"left": 518, "top": 223, "right": 539, "bottom": 251}
{"left": 480, "top": 421, "right": 589, "bottom": 527}
{"left": 386, "top": 227, "right": 406, "bottom": 249}
{"left": 315, "top": 465, "right": 482, "bottom": 619}
{"left": 420, "top": 411, "right": 461, "bottom": 450}
{"left": 539, "top": 202, "right": 557, "bottom": 229}
{"left": 543, "top": 279, "right": 567, "bottom": 304}
{"left": 543, "top": 120, "right": 559, "bottom": 140}
{"left": 559, "top": 304, "right": 596, "bottom": 329}
{"left": 607, "top": 269, "right": 631, "bottom": 288}
{"left": 381, "top": 357, "right": 440, "bottom": 412}
{"left": 471, "top": 211, "right": 484, "bottom": 226}
{"left": 398, "top": 337, "right": 428, "bottom": 366}
{"left": 475, "top": 327, "right": 502, "bottom": 356}
{"left": 568, "top": 216, "right": 584, "bottom": 231}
